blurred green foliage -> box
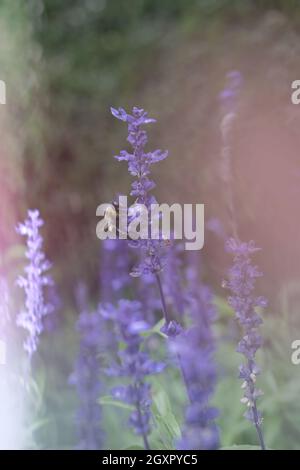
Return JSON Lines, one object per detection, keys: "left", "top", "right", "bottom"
{"left": 31, "top": 0, "right": 300, "bottom": 101}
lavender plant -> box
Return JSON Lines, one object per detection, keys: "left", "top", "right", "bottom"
{"left": 224, "top": 238, "right": 266, "bottom": 450}
{"left": 174, "top": 256, "right": 219, "bottom": 450}
{"left": 110, "top": 106, "right": 220, "bottom": 450}
{"left": 16, "top": 210, "right": 54, "bottom": 359}
{"left": 101, "top": 300, "right": 164, "bottom": 450}
{"left": 219, "top": 72, "right": 267, "bottom": 449}
{"left": 111, "top": 106, "right": 180, "bottom": 334}
{"left": 70, "top": 294, "right": 104, "bottom": 450}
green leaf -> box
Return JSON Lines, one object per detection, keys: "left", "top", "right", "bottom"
{"left": 99, "top": 395, "right": 134, "bottom": 411}
{"left": 142, "top": 318, "right": 166, "bottom": 338}
{"left": 27, "top": 418, "right": 51, "bottom": 434}
{"left": 152, "top": 387, "right": 181, "bottom": 448}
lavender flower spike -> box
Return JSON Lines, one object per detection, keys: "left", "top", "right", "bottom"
{"left": 16, "top": 209, "right": 53, "bottom": 359}
{"left": 111, "top": 106, "right": 168, "bottom": 279}
{"left": 70, "top": 299, "right": 104, "bottom": 450}
{"left": 111, "top": 106, "right": 181, "bottom": 335}
{"left": 101, "top": 300, "right": 164, "bottom": 450}
{"left": 174, "top": 257, "right": 219, "bottom": 450}
{"left": 224, "top": 238, "right": 267, "bottom": 450}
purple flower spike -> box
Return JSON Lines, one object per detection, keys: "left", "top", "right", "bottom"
{"left": 111, "top": 106, "right": 168, "bottom": 278}
{"left": 16, "top": 209, "right": 54, "bottom": 359}
{"left": 70, "top": 305, "right": 104, "bottom": 450}
{"left": 174, "top": 256, "right": 219, "bottom": 450}
{"left": 101, "top": 300, "right": 164, "bottom": 450}
{"left": 224, "top": 238, "right": 267, "bottom": 450}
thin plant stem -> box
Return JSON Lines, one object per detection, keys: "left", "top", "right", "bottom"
{"left": 253, "top": 404, "right": 266, "bottom": 451}
{"left": 221, "top": 117, "right": 239, "bottom": 240}
{"left": 154, "top": 272, "right": 171, "bottom": 324}
{"left": 134, "top": 383, "right": 150, "bottom": 450}
{"left": 248, "top": 359, "right": 266, "bottom": 451}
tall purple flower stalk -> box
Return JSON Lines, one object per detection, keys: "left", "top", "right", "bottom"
{"left": 219, "top": 73, "right": 267, "bottom": 449}
{"left": 111, "top": 106, "right": 180, "bottom": 334}
{"left": 174, "top": 256, "right": 219, "bottom": 450}
{"left": 70, "top": 291, "right": 104, "bottom": 450}
{"left": 111, "top": 106, "right": 167, "bottom": 280}
{"left": 101, "top": 300, "right": 164, "bottom": 450}
{"left": 16, "top": 209, "right": 53, "bottom": 359}
{"left": 224, "top": 238, "right": 267, "bottom": 450}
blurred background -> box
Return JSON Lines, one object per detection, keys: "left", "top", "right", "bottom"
{"left": 2, "top": 0, "right": 300, "bottom": 302}
{"left": 2, "top": 0, "right": 300, "bottom": 450}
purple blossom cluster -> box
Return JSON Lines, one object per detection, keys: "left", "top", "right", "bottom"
{"left": 224, "top": 238, "right": 267, "bottom": 449}
{"left": 109, "top": 107, "right": 219, "bottom": 450}
{"left": 111, "top": 106, "right": 168, "bottom": 278}
{"left": 101, "top": 300, "right": 164, "bottom": 450}
{"left": 16, "top": 209, "right": 54, "bottom": 359}
{"left": 173, "top": 257, "right": 219, "bottom": 450}
{"left": 70, "top": 303, "right": 104, "bottom": 450}
{"left": 111, "top": 106, "right": 181, "bottom": 335}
